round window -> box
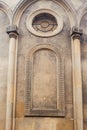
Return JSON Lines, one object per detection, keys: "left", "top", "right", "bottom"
{"left": 32, "top": 13, "right": 57, "bottom": 32}
{"left": 26, "top": 10, "right": 63, "bottom": 37}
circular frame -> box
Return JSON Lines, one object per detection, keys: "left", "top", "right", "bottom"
{"left": 26, "top": 9, "right": 63, "bottom": 37}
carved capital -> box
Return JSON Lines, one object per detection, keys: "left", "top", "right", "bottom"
{"left": 6, "top": 25, "right": 19, "bottom": 39}
{"left": 71, "top": 26, "right": 83, "bottom": 40}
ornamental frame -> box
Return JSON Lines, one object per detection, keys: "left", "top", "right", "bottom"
{"left": 26, "top": 9, "right": 63, "bottom": 37}
{"left": 24, "top": 44, "right": 65, "bottom": 117}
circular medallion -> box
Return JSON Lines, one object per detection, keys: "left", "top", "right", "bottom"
{"left": 26, "top": 9, "right": 63, "bottom": 37}
{"left": 32, "top": 13, "right": 57, "bottom": 33}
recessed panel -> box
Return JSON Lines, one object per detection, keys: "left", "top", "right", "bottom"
{"left": 25, "top": 45, "right": 65, "bottom": 116}
{"left": 32, "top": 49, "right": 57, "bottom": 110}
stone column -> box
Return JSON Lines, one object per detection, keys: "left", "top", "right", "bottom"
{"left": 71, "top": 27, "right": 83, "bottom": 130}
{"left": 5, "top": 26, "right": 18, "bottom": 130}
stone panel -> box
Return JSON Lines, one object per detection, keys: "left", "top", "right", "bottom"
{"left": 16, "top": 1, "right": 73, "bottom": 130}
{"left": 25, "top": 45, "right": 65, "bottom": 116}
{"left": 16, "top": 102, "right": 24, "bottom": 118}
{"left": 0, "top": 10, "right": 9, "bottom": 122}
{"left": 32, "top": 49, "right": 57, "bottom": 110}
{"left": 16, "top": 118, "right": 73, "bottom": 130}
{"left": 80, "top": 14, "right": 87, "bottom": 129}
{"left": 0, "top": 104, "right": 6, "bottom": 120}
{"left": 0, "top": 119, "right": 5, "bottom": 130}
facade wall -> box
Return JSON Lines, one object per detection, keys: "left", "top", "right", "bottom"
{"left": 2, "top": 0, "right": 87, "bottom": 10}
{"left": 0, "top": 0, "right": 87, "bottom": 130}
{"left": 0, "top": 10, "right": 10, "bottom": 130}
{"left": 16, "top": 2, "right": 73, "bottom": 129}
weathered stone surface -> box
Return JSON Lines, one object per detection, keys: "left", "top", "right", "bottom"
{"left": 0, "top": 119, "right": 5, "bottom": 130}
{"left": 16, "top": 118, "right": 73, "bottom": 130}
{"left": 0, "top": 0, "right": 87, "bottom": 130}
{"left": 0, "top": 10, "right": 9, "bottom": 125}
{"left": 15, "top": 2, "right": 73, "bottom": 130}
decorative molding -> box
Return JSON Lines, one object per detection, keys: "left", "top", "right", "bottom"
{"left": 24, "top": 44, "right": 65, "bottom": 117}
{"left": 78, "top": 2, "right": 87, "bottom": 26}
{"left": 71, "top": 26, "right": 83, "bottom": 40}
{"left": 26, "top": 9, "right": 63, "bottom": 37}
{"left": 6, "top": 25, "right": 19, "bottom": 39}
{"left": 0, "top": 1, "right": 12, "bottom": 24}
{"left": 12, "top": 0, "right": 76, "bottom": 27}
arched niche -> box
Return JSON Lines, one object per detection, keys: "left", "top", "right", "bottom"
{"left": 78, "top": 2, "right": 87, "bottom": 27}
{"left": 25, "top": 44, "right": 65, "bottom": 117}
{"left": 16, "top": 0, "right": 73, "bottom": 120}
{"left": 13, "top": 0, "right": 76, "bottom": 28}
{"left": 0, "top": 1, "right": 12, "bottom": 24}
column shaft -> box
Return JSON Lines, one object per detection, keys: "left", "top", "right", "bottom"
{"left": 6, "top": 37, "right": 16, "bottom": 130}
{"left": 71, "top": 27, "right": 83, "bottom": 130}
{"left": 5, "top": 26, "right": 18, "bottom": 130}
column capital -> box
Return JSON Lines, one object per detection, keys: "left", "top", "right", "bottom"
{"left": 6, "top": 25, "right": 19, "bottom": 39}
{"left": 71, "top": 26, "right": 83, "bottom": 40}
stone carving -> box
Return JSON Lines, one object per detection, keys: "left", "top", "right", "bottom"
{"left": 32, "top": 13, "right": 57, "bottom": 32}
{"left": 26, "top": 9, "right": 63, "bottom": 37}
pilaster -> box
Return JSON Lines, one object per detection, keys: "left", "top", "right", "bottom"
{"left": 71, "top": 27, "right": 83, "bottom": 130}
{"left": 5, "top": 25, "right": 18, "bottom": 130}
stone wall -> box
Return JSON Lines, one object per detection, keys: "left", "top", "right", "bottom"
{"left": 1, "top": 0, "right": 87, "bottom": 10}
{"left": 0, "top": 0, "right": 87, "bottom": 130}
{"left": 0, "top": 10, "right": 9, "bottom": 130}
